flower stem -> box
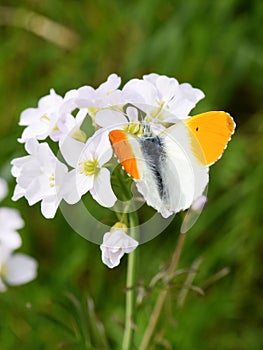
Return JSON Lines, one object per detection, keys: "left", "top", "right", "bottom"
{"left": 122, "top": 210, "right": 139, "bottom": 350}
{"left": 138, "top": 232, "right": 186, "bottom": 350}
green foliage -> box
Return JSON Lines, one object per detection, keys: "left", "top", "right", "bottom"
{"left": 1, "top": 0, "right": 263, "bottom": 349}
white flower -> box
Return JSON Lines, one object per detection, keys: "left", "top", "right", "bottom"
{"left": 0, "top": 207, "right": 24, "bottom": 249}
{"left": 0, "top": 245, "right": 37, "bottom": 292}
{"left": 123, "top": 73, "right": 205, "bottom": 123}
{"left": 11, "top": 139, "right": 68, "bottom": 218}
{"left": 19, "top": 89, "right": 78, "bottom": 143}
{"left": 60, "top": 129, "right": 117, "bottom": 207}
{"left": 74, "top": 74, "right": 128, "bottom": 119}
{"left": 0, "top": 177, "right": 8, "bottom": 202}
{"left": 100, "top": 227, "right": 138, "bottom": 268}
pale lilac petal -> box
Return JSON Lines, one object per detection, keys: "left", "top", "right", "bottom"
{"left": 191, "top": 195, "right": 207, "bottom": 212}
{"left": 5, "top": 253, "right": 37, "bottom": 286}
{"left": 90, "top": 168, "right": 116, "bottom": 207}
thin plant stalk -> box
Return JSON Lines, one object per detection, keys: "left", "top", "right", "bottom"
{"left": 122, "top": 210, "right": 139, "bottom": 350}
{"left": 138, "top": 232, "right": 186, "bottom": 350}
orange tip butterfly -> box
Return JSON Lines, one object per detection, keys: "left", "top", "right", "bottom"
{"left": 109, "top": 111, "right": 235, "bottom": 218}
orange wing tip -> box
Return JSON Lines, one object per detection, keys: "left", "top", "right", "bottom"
{"left": 109, "top": 129, "right": 128, "bottom": 144}
{"left": 109, "top": 130, "right": 141, "bottom": 180}
{"left": 185, "top": 111, "right": 236, "bottom": 166}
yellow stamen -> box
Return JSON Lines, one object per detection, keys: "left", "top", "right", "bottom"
{"left": 49, "top": 172, "right": 55, "bottom": 188}
{"left": 52, "top": 124, "right": 59, "bottom": 131}
{"left": 40, "top": 114, "right": 50, "bottom": 124}
{"left": 79, "top": 158, "right": 100, "bottom": 176}
{"left": 123, "top": 122, "right": 144, "bottom": 136}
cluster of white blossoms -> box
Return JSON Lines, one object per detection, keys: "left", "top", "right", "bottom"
{"left": 11, "top": 73, "right": 205, "bottom": 268}
{"left": 0, "top": 178, "right": 37, "bottom": 291}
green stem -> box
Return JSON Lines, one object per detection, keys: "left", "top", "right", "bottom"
{"left": 138, "top": 232, "right": 186, "bottom": 350}
{"left": 122, "top": 210, "right": 139, "bottom": 350}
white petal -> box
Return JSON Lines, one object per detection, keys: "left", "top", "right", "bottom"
{"left": 76, "top": 173, "right": 94, "bottom": 197}
{"left": 0, "top": 230, "right": 22, "bottom": 250}
{"left": 59, "top": 136, "right": 85, "bottom": 168}
{"left": 11, "top": 155, "right": 31, "bottom": 177}
{"left": 90, "top": 168, "right": 116, "bottom": 207}
{"left": 101, "top": 247, "right": 123, "bottom": 268}
{"left": 0, "top": 245, "right": 13, "bottom": 264}
{"left": 97, "top": 73, "right": 121, "bottom": 94}
{"left": 156, "top": 75, "right": 179, "bottom": 102}
{"left": 95, "top": 109, "right": 128, "bottom": 128}
{"left": 76, "top": 108, "right": 88, "bottom": 123}
{"left": 25, "top": 138, "right": 40, "bottom": 155}
{"left": 19, "top": 122, "right": 50, "bottom": 142}
{"left": 123, "top": 79, "right": 156, "bottom": 105}
{"left": 0, "top": 178, "right": 8, "bottom": 201}
{"left": 24, "top": 178, "right": 45, "bottom": 205}
{"left": 38, "top": 89, "right": 63, "bottom": 110}
{"left": 0, "top": 207, "right": 24, "bottom": 230}
{"left": 95, "top": 131, "right": 113, "bottom": 165}
{"left": 12, "top": 184, "right": 25, "bottom": 201}
{"left": 143, "top": 73, "right": 159, "bottom": 84}
{"left": 61, "top": 169, "right": 81, "bottom": 204}
{"left": 41, "top": 195, "right": 60, "bottom": 219}
{"left": 5, "top": 253, "right": 37, "bottom": 286}
{"left": 19, "top": 108, "right": 40, "bottom": 126}
{"left": 126, "top": 106, "right": 139, "bottom": 122}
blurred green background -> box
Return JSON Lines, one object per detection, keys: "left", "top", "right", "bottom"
{"left": 1, "top": 1, "right": 263, "bottom": 349}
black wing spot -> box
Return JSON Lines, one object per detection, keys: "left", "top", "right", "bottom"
{"left": 196, "top": 127, "right": 199, "bottom": 132}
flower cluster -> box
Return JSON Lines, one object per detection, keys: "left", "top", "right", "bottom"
{"left": 11, "top": 73, "right": 205, "bottom": 268}
{"left": 0, "top": 178, "right": 37, "bottom": 291}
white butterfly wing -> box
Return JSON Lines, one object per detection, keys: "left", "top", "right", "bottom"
{"left": 160, "top": 122, "right": 209, "bottom": 215}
